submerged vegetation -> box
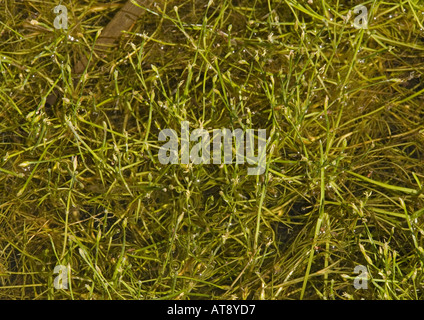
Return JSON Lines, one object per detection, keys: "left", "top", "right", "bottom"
{"left": 1, "top": 0, "right": 424, "bottom": 299}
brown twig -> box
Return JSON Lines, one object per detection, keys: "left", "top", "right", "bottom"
{"left": 46, "top": 0, "right": 157, "bottom": 107}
